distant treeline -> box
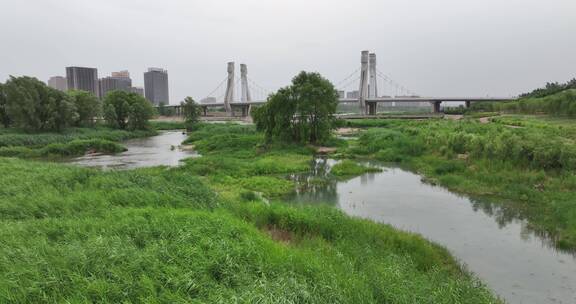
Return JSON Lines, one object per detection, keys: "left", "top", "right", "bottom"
{"left": 468, "top": 77, "right": 576, "bottom": 117}
{"left": 0, "top": 76, "right": 154, "bottom": 132}
{"left": 520, "top": 78, "right": 576, "bottom": 98}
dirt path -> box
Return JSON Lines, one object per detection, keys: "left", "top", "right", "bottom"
{"left": 479, "top": 117, "right": 491, "bottom": 124}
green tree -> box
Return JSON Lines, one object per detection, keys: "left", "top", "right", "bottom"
{"left": 0, "top": 82, "right": 10, "bottom": 128}
{"left": 253, "top": 71, "right": 339, "bottom": 144}
{"left": 181, "top": 97, "right": 202, "bottom": 130}
{"left": 68, "top": 90, "right": 100, "bottom": 126}
{"left": 46, "top": 90, "right": 78, "bottom": 132}
{"left": 158, "top": 102, "right": 175, "bottom": 116}
{"left": 103, "top": 90, "right": 154, "bottom": 130}
{"left": 4, "top": 76, "right": 77, "bottom": 131}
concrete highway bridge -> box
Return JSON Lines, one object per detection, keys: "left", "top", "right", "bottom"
{"left": 158, "top": 51, "right": 516, "bottom": 117}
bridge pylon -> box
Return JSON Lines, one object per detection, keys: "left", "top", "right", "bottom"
{"left": 240, "top": 64, "right": 251, "bottom": 102}
{"left": 359, "top": 51, "right": 370, "bottom": 114}
{"left": 224, "top": 62, "right": 235, "bottom": 114}
{"left": 369, "top": 53, "right": 377, "bottom": 98}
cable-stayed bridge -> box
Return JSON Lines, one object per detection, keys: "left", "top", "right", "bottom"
{"left": 164, "top": 51, "right": 516, "bottom": 117}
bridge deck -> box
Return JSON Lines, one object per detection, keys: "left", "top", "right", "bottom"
{"left": 159, "top": 97, "right": 515, "bottom": 108}
{"left": 211, "top": 97, "right": 516, "bottom": 107}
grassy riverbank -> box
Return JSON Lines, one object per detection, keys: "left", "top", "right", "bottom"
{"left": 343, "top": 115, "right": 576, "bottom": 250}
{"left": 0, "top": 126, "right": 157, "bottom": 159}
{"left": 0, "top": 123, "right": 500, "bottom": 303}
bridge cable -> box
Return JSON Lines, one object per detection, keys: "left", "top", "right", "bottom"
{"left": 334, "top": 67, "right": 361, "bottom": 89}
{"left": 201, "top": 77, "right": 228, "bottom": 102}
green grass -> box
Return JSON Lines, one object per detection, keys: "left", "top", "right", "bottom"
{"left": 182, "top": 123, "right": 312, "bottom": 200}
{"left": 464, "top": 112, "right": 501, "bottom": 119}
{"left": 0, "top": 123, "right": 501, "bottom": 303}
{"left": 330, "top": 160, "right": 382, "bottom": 179}
{"left": 343, "top": 116, "right": 576, "bottom": 250}
{"left": 0, "top": 126, "right": 157, "bottom": 148}
{"left": 0, "top": 125, "right": 160, "bottom": 159}
{"left": 149, "top": 120, "right": 187, "bottom": 130}
{"left": 0, "top": 139, "right": 126, "bottom": 158}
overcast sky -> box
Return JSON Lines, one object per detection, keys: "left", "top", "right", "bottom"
{"left": 1, "top": 0, "right": 575, "bottom": 103}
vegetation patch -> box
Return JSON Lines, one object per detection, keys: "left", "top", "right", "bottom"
{"left": 149, "top": 120, "right": 186, "bottom": 130}
{"left": 264, "top": 225, "right": 294, "bottom": 244}
{"left": 0, "top": 139, "right": 126, "bottom": 159}
{"left": 472, "top": 89, "right": 576, "bottom": 117}
{"left": 330, "top": 160, "right": 382, "bottom": 179}
{"left": 0, "top": 127, "right": 157, "bottom": 148}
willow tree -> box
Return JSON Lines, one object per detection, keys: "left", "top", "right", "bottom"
{"left": 0, "top": 83, "right": 10, "bottom": 128}
{"left": 3, "top": 76, "right": 77, "bottom": 131}
{"left": 180, "top": 97, "right": 202, "bottom": 131}
{"left": 253, "top": 72, "right": 338, "bottom": 144}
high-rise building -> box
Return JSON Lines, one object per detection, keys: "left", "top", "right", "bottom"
{"left": 111, "top": 70, "right": 130, "bottom": 78}
{"left": 66, "top": 67, "right": 99, "bottom": 97}
{"left": 47, "top": 76, "right": 67, "bottom": 91}
{"left": 337, "top": 90, "right": 345, "bottom": 99}
{"left": 99, "top": 71, "right": 133, "bottom": 98}
{"left": 144, "top": 68, "right": 169, "bottom": 105}
{"left": 129, "top": 87, "right": 144, "bottom": 97}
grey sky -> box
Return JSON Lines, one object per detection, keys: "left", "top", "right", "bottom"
{"left": 1, "top": 0, "right": 575, "bottom": 103}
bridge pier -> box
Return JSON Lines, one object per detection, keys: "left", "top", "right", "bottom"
{"left": 431, "top": 101, "right": 442, "bottom": 113}
{"left": 367, "top": 102, "right": 377, "bottom": 115}
{"left": 229, "top": 104, "right": 251, "bottom": 117}
{"left": 241, "top": 105, "right": 250, "bottom": 117}
{"left": 465, "top": 101, "right": 471, "bottom": 108}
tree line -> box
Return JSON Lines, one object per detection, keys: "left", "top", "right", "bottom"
{"left": 520, "top": 78, "right": 576, "bottom": 98}
{"left": 0, "top": 76, "right": 155, "bottom": 132}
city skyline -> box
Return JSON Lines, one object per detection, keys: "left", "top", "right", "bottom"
{"left": 49, "top": 67, "right": 163, "bottom": 102}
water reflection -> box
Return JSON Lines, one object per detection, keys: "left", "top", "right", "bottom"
{"left": 288, "top": 158, "right": 339, "bottom": 204}
{"left": 288, "top": 159, "right": 576, "bottom": 304}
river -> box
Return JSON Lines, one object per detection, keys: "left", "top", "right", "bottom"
{"left": 65, "top": 131, "right": 198, "bottom": 170}
{"left": 288, "top": 159, "right": 576, "bottom": 304}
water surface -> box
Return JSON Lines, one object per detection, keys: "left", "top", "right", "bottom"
{"left": 289, "top": 159, "right": 576, "bottom": 304}
{"left": 66, "top": 131, "right": 198, "bottom": 170}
